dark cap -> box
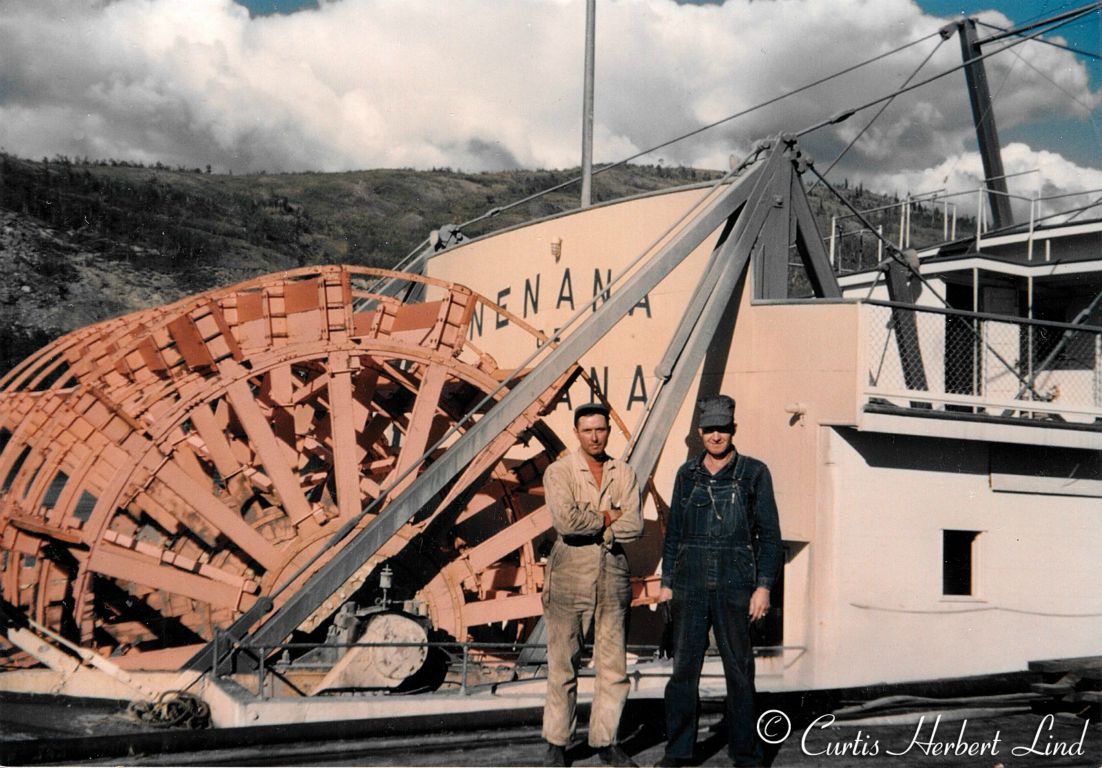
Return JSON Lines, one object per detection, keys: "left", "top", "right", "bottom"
{"left": 573, "top": 402, "right": 610, "bottom": 426}
{"left": 698, "top": 395, "right": 736, "bottom": 428}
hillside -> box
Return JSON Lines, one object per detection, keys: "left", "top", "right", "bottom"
{"left": 0, "top": 153, "right": 956, "bottom": 376}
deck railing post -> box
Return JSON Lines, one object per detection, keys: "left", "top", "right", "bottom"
{"left": 1028, "top": 194, "right": 1037, "bottom": 261}
{"left": 460, "top": 642, "right": 470, "bottom": 695}
{"left": 259, "top": 646, "right": 266, "bottom": 700}
{"left": 894, "top": 197, "right": 903, "bottom": 249}
{"left": 976, "top": 186, "right": 985, "bottom": 251}
{"left": 1095, "top": 332, "right": 1101, "bottom": 408}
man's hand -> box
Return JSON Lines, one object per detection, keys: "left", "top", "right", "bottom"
{"left": 601, "top": 506, "right": 624, "bottom": 527}
{"left": 749, "top": 586, "right": 771, "bottom": 621}
{"left": 658, "top": 587, "right": 673, "bottom": 603}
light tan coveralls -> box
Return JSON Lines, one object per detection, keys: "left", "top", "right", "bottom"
{"left": 541, "top": 449, "right": 644, "bottom": 748}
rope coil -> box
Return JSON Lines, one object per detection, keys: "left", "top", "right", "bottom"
{"left": 128, "top": 690, "right": 211, "bottom": 729}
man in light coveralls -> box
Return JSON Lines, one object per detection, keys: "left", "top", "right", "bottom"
{"left": 541, "top": 402, "right": 644, "bottom": 767}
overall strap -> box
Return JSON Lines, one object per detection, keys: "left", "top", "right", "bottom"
{"left": 733, "top": 454, "right": 754, "bottom": 542}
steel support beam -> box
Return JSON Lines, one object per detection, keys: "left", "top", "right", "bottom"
{"left": 884, "top": 259, "right": 931, "bottom": 403}
{"left": 629, "top": 146, "right": 786, "bottom": 479}
{"left": 958, "top": 18, "right": 1014, "bottom": 229}
{"left": 788, "top": 160, "right": 842, "bottom": 298}
{"left": 754, "top": 150, "right": 794, "bottom": 299}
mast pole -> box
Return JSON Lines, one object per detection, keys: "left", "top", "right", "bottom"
{"left": 581, "top": 0, "right": 595, "bottom": 208}
{"left": 957, "top": 18, "right": 1015, "bottom": 229}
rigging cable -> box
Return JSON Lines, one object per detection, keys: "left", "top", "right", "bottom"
{"left": 453, "top": 30, "right": 945, "bottom": 234}
{"left": 1065, "top": 193, "right": 1102, "bottom": 222}
{"left": 1003, "top": 42, "right": 1102, "bottom": 125}
{"left": 810, "top": 34, "right": 948, "bottom": 188}
{"left": 794, "top": 3, "right": 1099, "bottom": 139}
{"left": 375, "top": 27, "right": 948, "bottom": 283}
{"left": 976, "top": 0, "right": 1101, "bottom": 45}
{"left": 997, "top": 42, "right": 1102, "bottom": 227}
{"left": 976, "top": 17, "right": 1102, "bottom": 60}
{"left": 380, "top": 2, "right": 1100, "bottom": 285}
{"left": 996, "top": 27, "right": 1102, "bottom": 166}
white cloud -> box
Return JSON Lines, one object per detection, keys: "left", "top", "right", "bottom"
{"left": 0, "top": 0, "right": 1097, "bottom": 211}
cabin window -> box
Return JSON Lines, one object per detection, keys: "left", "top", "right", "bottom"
{"left": 942, "top": 530, "right": 979, "bottom": 596}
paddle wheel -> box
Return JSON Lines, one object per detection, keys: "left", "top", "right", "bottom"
{"left": 0, "top": 266, "right": 617, "bottom": 671}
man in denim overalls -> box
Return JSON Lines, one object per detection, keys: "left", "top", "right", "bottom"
{"left": 656, "top": 395, "right": 783, "bottom": 768}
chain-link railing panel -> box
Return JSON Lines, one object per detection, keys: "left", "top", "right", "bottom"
{"left": 863, "top": 302, "right": 1102, "bottom": 423}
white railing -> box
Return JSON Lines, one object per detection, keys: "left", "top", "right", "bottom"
{"left": 829, "top": 178, "right": 1102, "bottom": 274}
{"left": 862, "top": 300, "right": 1102, "bottom": 424}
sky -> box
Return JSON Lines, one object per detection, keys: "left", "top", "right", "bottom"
{"left": 0, "top": 0, "right": 1098, "bottom": 216}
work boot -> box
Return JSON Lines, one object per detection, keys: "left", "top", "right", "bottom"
{"left": 655, "top": 756, "right": 689, "bottom": 767}
{"left": 544, "top": 743, "right": 567, "bottom": 767}
{"left": 597, "top": 744, "right": 638, "bottom": 767}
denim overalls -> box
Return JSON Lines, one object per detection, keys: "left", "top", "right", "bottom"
{"left": 661, "top": 452, "right": 782, "bottom": 766}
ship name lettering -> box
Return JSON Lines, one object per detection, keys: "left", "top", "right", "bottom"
{"left": 467, "top": 267, "right": 652, "bottom": 339}
{"left": 552, "top": 363, "right": 649, "bottom": 412}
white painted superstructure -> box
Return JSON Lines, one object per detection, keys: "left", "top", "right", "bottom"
{"left": 427, "top": 183, "right": 1102, "bottom": 691}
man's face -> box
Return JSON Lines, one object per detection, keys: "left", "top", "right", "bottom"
{"left": 698, "top": 423, "right": 735, "bottom": 457}
{"left": 575, "top": 414, "right": 611, "bottom": 459}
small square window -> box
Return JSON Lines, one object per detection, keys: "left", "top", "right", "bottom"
{"left": 943, "top": 530, "right": 979, "bottom": 596}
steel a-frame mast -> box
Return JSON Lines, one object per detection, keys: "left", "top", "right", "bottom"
{"left": 951, "top": 17, "right": 1015, "bottom": 230}
{"left": 185, "top": 135, "right": 840, "bottom": 672}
